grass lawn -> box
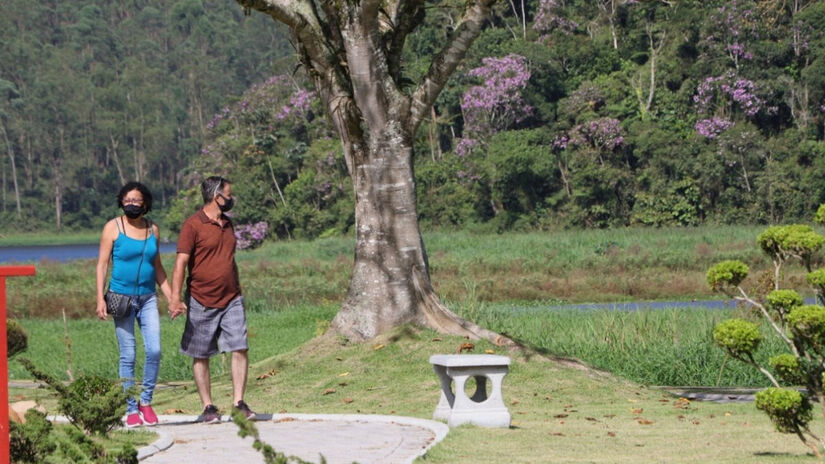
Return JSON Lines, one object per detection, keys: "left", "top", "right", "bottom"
{"left": 156, "top": 329, "right": 818, "bottom": 464}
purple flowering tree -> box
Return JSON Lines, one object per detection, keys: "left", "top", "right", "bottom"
{"left": 457, "top": 54, "right": 532, "bottom": 156}
{"left": 699, "top": 0, "right": 758, "bottom": 70}
{"left": 692, "top": 71, "right": 772, "bottom": 139}
{"left": 238, "top": 0, "right": 513, "bottom": 344}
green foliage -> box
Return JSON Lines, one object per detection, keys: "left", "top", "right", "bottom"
{"left": 10, "top": 410, "right": 56, "bottom": 463}
{"left": 10, "top": 409, "right": 136, "bottom": 464}
{"left": 755, "top": 388, "right": 812, "bottom": 434}
{"left": 713, "top": 319, "right": 761, "bottom": 359}
{"left": 806, "top": 269, "right": 825, "bottom": 287}
{"left": 757, "top": 225, "right": 825, "bottom": 261}
{"left": 814, "top": 204, "right": 825, "bottom": 225}
{"left": 769, "top": 354, "right": 806, "bottom": 386}
{"left": 765, "top": 289, "right": 803, "bottom": 315}
{"left": 17, "top": 358, "right": 127, "bottom": 436}
{"left": 787, "top": 305, "right": 825, "bottom": 350}
{"left": 706, "top": 260, "right": 749, "bottom": 290}
{"left": 7, "top": 318, "right": 28, "bottom": 357}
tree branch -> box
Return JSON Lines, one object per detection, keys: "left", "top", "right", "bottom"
{"left": 409, "top": 0, "right": 496, "bottom": 132}
{"left": 386, "top": 0, "right": 426, "bottom": 82}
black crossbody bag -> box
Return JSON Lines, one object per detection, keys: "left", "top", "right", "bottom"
{"left": 105, "top": 218, "right": 150, "bottom": 318}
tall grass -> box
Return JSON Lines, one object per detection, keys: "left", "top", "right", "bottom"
{"left": 7, "top": 224, "right": 799, "bottom": 318}
{"left": 8, "top": 305, "right": 337, "bottom": 382}
{"left": 458, "top": 301, "right": 786, "bottom": 387}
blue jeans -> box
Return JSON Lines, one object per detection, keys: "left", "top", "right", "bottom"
{"left": 114, "top": 293, "right": 161, "bottom": 414}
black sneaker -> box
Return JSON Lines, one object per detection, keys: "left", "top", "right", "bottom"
{"left": 233, "top": 400, "right": 257, "bottom": 420}
{"left": 200, "top": 404, "right": 221, "bottom": 424}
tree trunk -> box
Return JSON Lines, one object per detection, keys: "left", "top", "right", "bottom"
{"left": 0, "top": 120, "right": 22, "bottom": 219}
{"left": 331, "top": 121, "right": 509, "bottom": 345}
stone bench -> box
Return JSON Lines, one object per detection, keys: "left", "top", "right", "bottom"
{"left": 429, "top": 354, "right": 511, "bottom": 428}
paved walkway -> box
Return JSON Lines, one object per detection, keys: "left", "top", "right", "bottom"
{"left": 138, "top": 413, "right": 449, "bottom": 464}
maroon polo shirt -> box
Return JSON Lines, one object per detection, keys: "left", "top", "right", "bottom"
{"left": 177, "top": 209, "right": 241, "bottom": 308}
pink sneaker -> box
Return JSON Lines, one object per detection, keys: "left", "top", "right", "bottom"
{"left": 125, "top": 413, "right": 144, "bottom": 428}
{"left": 138, "top": 404, "right": 159, "bottom": 426}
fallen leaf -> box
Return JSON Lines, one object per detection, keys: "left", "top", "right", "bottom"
{"left": 630, "top": 408, "right": 644, "bottom": 414}
{"left": 485, "top": 349, "right": 495, "bottom": 354}
{"left": 554, "top": 414, "right": 568, "bottom": 419}
{"left": 256, "top": 369, "right": 278, "bottom": 380}
{"left": 511, "top": 400, "right": 520, "bottom": 405}
{"left": 607, "top": 431, "right": 616, "bottom": 437}
{"left": 343, "top": 398, "right": 354, "bottom": 404}
{"left": 691, "top": 419, "right": 700, "bottom": 425}
{"left": 164, "top": 408, "right": 185, "bottom": 414}
{"left": 338, "top": 382, "right": 348, "bottom": 387}
{"left": 338, "top": 372, "right": 350, "bottom": 377}
{"left": 550, "top": 432, "right": 565, "bottom": 436}
{"left": 742, "top": 422, "right": 749, "bottom": 427}
{"left": 585, "top": 417, "right": 597, "bottom": 422}
{"left": 323, "top": 388, "right": 336, "bottom": 395}
{"left": 558, "top": 420, "right": 565, "bottom": 425}
{"left": 457, "top": 342, "right": 475, "bottom": 353}
{"left": 274, "top": 417, "right": 296, "bottom": 423}
{"left": 432, "top": 337, "right": 442, "bottom": 342}
{"left": 677, "top": 414, "right": 686, "bottom": 420}
{"left": 278, "top": 409, "right": 287, "bottom": 413}
{"left": 336, "top": 357, "right": 343, "bottom": 361}
{"left": 637, "top": 419, "right": 654, "bottom": 425}
{"left": 373, "top": 344, "right": 385, "bottom": 350}
{"left": 724, "top": 412, "right": 731, "bottom": 417}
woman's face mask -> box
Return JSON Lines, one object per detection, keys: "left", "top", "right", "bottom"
{"left": 122, "top": 204, "right": 144, "bottom": 218}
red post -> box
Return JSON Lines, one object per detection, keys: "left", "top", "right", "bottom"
{"left": 0, "top": 265, "right": 35, "bottom": 464}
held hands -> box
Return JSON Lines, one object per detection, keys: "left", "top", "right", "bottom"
{"left": 169, "top": 300, "right": 187, "bottom": 320}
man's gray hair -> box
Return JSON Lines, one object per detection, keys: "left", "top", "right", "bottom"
{"left": 201, "top": 176, "right": 230, "bottom": 204}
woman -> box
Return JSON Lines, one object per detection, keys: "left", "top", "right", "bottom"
{"left": 95, "top": 182, "right": 174, "bottom": 427}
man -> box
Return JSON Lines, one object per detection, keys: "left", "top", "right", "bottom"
{"left": 170, "top": 176, "right": 256, "bottom": 423}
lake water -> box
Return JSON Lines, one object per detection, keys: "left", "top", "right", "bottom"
{"left": 0, "top": 243, "right": 178, "bottom": 263}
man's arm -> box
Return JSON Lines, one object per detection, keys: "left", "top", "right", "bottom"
{"left": 170, "top": 252, "right": 190, "bottom": 320}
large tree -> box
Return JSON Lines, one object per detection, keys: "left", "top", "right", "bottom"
{"left": 237, "top": 0, "right": 509, "bottom": 343}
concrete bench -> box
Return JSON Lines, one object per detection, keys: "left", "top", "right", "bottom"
{"left": 429, "top": 354, "right": 511, "bottom": 428}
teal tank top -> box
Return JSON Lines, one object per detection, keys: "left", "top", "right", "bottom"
{"left": 109, "top": 219, "right": 157, "bottom": 296}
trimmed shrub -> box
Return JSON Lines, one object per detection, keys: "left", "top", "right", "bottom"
{"left": 713, "top": 319, "right": 761, "bottom": 359}
{"left": 755, "top": 388, "right": 812, "bottom": 434}
{"left": 787, "top": 305, "right": 825, "bottom": 349}
{"left": 769, "top": 354, "right": 805, "bottom": 386}
{"left": 706, "top": 260, "right": 749, "bottom": 290}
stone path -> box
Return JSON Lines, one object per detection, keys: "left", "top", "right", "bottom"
{"left": 139, "top": 413, "right": 449, "bottom": 464}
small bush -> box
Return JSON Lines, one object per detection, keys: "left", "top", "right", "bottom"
{"left": 18, "top": 358, "right": 127, "bottom": 436}
{"left": 807, "top": 269, "right": 825, "bottom": 287}
{"left": 706, "top": 260, "right": 749, "bottom": 290}
{"left": 787, "top": 305, "right": 825, "bottom": 349}
{"left": 769, "top": 354, "right": 805, "bottom": 386}
{"left": 7, "top": 319, "right": 28, "bottom": 357}
{"left": 10, "top": 409, "right": 55, "bottom": 463}
{"left": 755, "top": 387, "right": 812, "bottom": 434}
{"left": 713, "top": 319, "right": 761, "bottom": 359}
{"left": 766, "top": 290, "right": 803, "bottom": 315}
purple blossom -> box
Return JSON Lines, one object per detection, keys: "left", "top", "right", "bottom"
{"left": 460, "top": 54, "right": 532, "bottom": 147}
{"left": 694, "top": 117, "right": 734, "bottom": 139}
{"left": 693, "top": 72, "right": 766, "bottom": 120}
{"left": 235, "top": 221, "right": 269, "bottom": 250}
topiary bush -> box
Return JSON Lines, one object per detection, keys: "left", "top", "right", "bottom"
{"left": 707, "top": 211, "right": 825, "bottom": 457}
{"left": 712, "top": 319, "right": 761, "bottom": 360}
{"left": 706, "top": 260, "right": 749, "bottom": 292}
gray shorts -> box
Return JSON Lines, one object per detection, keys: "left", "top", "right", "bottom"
{"left": 179, "top": 294, "right": 248, "bottom": 358}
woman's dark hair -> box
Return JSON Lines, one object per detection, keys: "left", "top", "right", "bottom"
{"left": 117, "top": 181, "right": 153, "bottom": 212}
{"left": 201, "top": 176, "right": 230, "bottom": 204}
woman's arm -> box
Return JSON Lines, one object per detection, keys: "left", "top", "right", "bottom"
{"left": 95, "top": 220, "right": 117, "bottom": 320}
{"left": 152, "top": 223, "right": 173, "bottom": 303}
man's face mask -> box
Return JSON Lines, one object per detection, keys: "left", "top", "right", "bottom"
{"left": 216, "top": 193, "right": 234, "bottom": 213}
